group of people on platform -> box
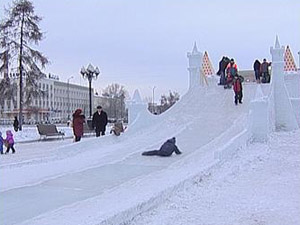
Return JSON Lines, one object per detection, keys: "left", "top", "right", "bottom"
{"left": 253, "top": 58, "right": 271, "bottom": 83}
{"left": 217, "top": 56, "right": 271, "bottom": 105}
{"left": 217, "top": 57, "right": 244, "bottom": 105}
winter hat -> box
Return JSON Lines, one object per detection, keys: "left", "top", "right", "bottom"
{"left": 73, "top": 108, "right": 83, "bottom": 116}
{"left": 168, "top": 137, "right": 176, "bottom": 144}
{"left": 97, "top": 105, "right": 102, "bottom": 109}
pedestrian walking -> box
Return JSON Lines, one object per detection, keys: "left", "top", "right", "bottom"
{"left": 13, "top": 116, "right": 19, "bottom": 132}
{"left": 72, "top": 109, "right": 85, "bottom": 142}
{"left": 233, "top": 74, "right": 244, "bottom": 105}
{"left": 92, "top": 106, "right": 108, "bottom": 137}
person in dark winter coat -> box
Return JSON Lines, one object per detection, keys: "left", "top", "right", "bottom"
{"left": 217, "top": 56, "right": 230, "bottom": 85}
{"left": 13, "top": 116, "right": 19, "bottom": 132}
{"left": 233, "top": 74, "right": 244, "bottom": 105}
{"left": 92, "top": 106, "right": 108, "bottom": 137}
{"left": 253, "top": 59, "right": 261, "bottom": 83}
{"left": 72, "top": 109, "right": 85, "bottom": 142}
{"left": 0, "top": 131, "right": 4, "bottom": 154}
{"left": 260, "top": 58, "right": 271, "bottom": 83}
{"left": 5, "top": 130, "right": 15, "bottom": 154}
{"left": 142, "top": 137, "right": 182, "bottom": 157}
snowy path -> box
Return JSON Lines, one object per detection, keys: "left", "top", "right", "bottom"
{"left": 129, "top": 130, "right": 300, "bottom": 225}
{"left": 0, "top": 85, "right": 257, "bottom": 225}
{"left": 0, "top": 139, "right": 74, "bottom": 168}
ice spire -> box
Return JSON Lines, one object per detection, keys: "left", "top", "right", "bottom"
{"left": 275, "top": 35, "right": 280, "bottom": 48}
{"left": 192, "top": 42, "right": 198, "bottom": 54}
{"left": 132, "top": 89, "right": 143, "bottom": 103}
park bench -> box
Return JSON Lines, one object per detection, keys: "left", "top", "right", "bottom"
{"left": 36, "top": 124, "right": 65, "bottom": 140}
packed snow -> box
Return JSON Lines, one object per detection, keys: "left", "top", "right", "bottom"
{"left": 129, "top": 130, "right": 300, "bottom": 225}
{"left": 0, "top": 72, "right": 299, "bottom": 225}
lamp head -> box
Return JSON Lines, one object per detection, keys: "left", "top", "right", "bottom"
{"left": 87, "top": 64, "right": 94, "bottom": 73}
{"left": 80, "top": 67, "right": 86, "bottom": 76}
{"left": 95, "top": 67, "right": 100, "bottom": 76}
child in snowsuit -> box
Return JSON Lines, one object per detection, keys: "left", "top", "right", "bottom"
{"left": 233, "top": 74, "right": 243, "bottom": 105}
{"left": 5, "top": 130, "right": 16, "bottom": 154}
{"left": 0, "top": 131, "right": 4, "bottom": 154}
{"left": 142, "top": 137, "right": 182, "bottom": 157}
{"left": 110, "top": 121, "right": 125, "bottom": 136}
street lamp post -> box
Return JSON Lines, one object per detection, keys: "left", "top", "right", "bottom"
{"left": 152, "top": 86, "right": 156, "bottom": 114}
{"left": 80, "top": 64, "right": 100, "bottom": 118}
{"left": 67, "top": 76, "right": 74, "bottom": 120}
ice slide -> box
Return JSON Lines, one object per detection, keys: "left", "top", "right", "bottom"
{"left": 0, "top": 82, "right": 258, "bottom": 225}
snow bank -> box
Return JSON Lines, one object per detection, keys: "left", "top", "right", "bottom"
{"left": 0, "top": 125, "right": 73, "bottom": 143}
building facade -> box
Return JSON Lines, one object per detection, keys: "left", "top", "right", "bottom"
{"left": 0, "top": 73, "right": 92, "bottom": 124}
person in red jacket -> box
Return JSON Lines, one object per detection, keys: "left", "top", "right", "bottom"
{"left": 233, "top": 74, "right": 243, "bottom": 105}
{"left": 72, "top": 108, "right": 85, "bottom": 142}
{"left": 225, "top": 58, "right": 238, "bottom": 89}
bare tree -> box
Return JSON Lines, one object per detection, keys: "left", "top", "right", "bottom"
{"left": 102, "top": 83, "right": 128, "bottom": 121}
{"left": 102, "top": 83, "right": 128, "bottom": 98}
{"left": 159, "top": 91, "right": 180, "bottom": 113}
{"left": 0, "top": 0, "right": 48, "bottom": 130}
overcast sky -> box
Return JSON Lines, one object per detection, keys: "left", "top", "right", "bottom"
{"left": 1, "top": 0, "right": 300, "bottom": 100}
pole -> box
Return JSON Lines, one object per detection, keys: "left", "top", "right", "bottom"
{"left": 89, "top": 78, "right": 92, "bottom": 118}
{"left": 152, "top": 86, "right": 156, "bottom": 114}
{"left": 121, "top": 95, "right": 123, "bottom": 120}
{"left": 67, "top": 80, "right": 70, "bottom": 120}
{"left": 81, "top": 64, "right": 99, "bottom": 118}
{"left": 67, "top": 76, "right": 73, "bottom": 120}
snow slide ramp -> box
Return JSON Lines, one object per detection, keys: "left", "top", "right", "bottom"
{"left": 1, "top": 83, "right": 257, "bottom": 225}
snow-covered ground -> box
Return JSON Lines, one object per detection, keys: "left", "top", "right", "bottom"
{"left": 130, "top": 130, "right": 300, "bottom": 225}
{"left": 0, "top": 82, "right": 299, "bottom": 225}
{"left": 0, "top": 125, "right": 73, "bottom": 143}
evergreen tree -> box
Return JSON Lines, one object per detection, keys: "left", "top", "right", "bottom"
{"left": 0, "top": 0, "right": 48, "bottom": 130}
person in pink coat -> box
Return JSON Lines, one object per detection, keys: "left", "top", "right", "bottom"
{"left": 5, "top": 130, "right": 16, "bottom": 154}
